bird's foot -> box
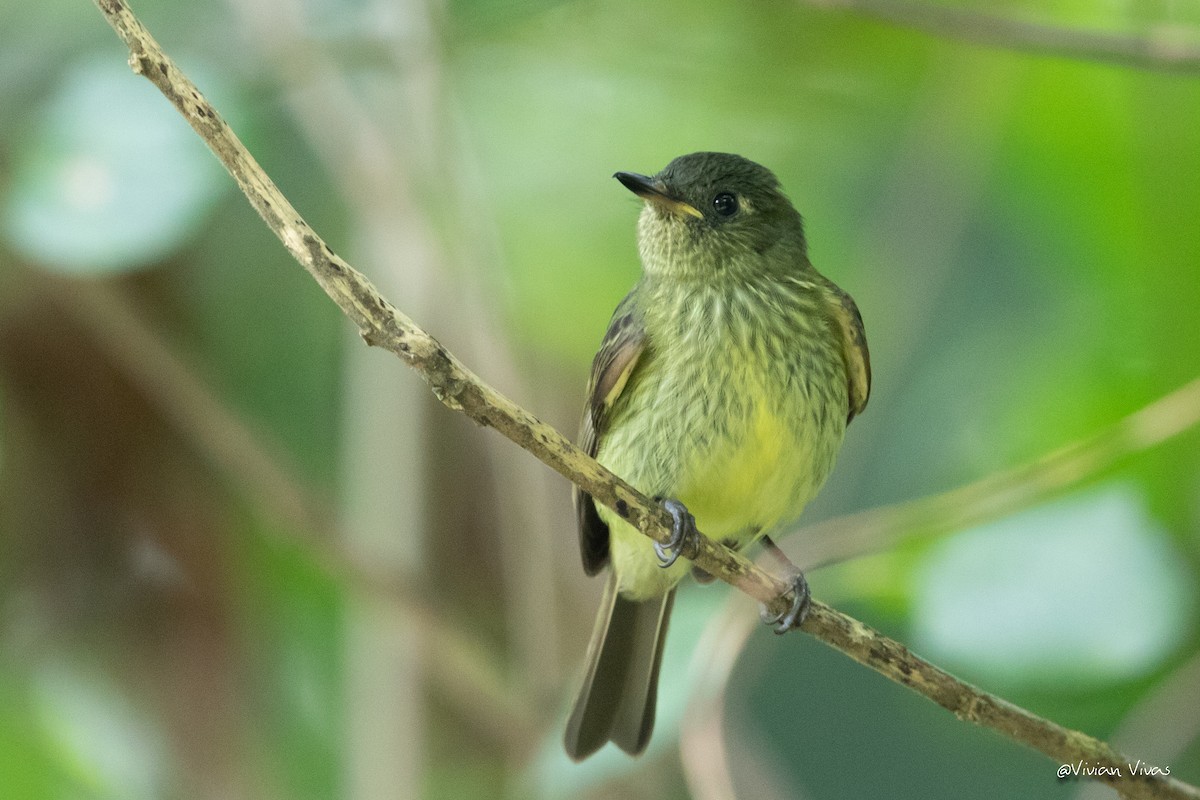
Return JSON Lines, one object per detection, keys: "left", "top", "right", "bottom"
{"left": 653, "top": 497, "right": 699, "bottom": 568}
{"left": 760, "top": 570, "right": 811, "bottom": 635}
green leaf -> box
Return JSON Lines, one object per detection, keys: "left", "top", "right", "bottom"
{"left": 912, "top": 482, "right": 1195, "bottom": 686}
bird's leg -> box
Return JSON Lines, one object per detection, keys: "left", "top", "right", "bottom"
{"left": 652, "top": 497, "right": 699, "bottom": 568}
{"left": 758, "top": 535, "right": 811, "bottom": 634}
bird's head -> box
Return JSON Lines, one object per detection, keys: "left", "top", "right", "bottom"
{"left": 615, "top": 152, "right": 807, "bottom": 280}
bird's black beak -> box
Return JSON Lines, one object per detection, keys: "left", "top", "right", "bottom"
{"left": 614, "top": 171, "right": 703, "bottom": 219}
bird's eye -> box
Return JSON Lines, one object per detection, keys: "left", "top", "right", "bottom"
{"left": 712, "top": 192, "right": 739, "bottom": 217}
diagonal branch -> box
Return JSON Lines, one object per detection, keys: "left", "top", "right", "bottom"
{"left": 90, "top": 1, "right": 1199, "bottom": 797}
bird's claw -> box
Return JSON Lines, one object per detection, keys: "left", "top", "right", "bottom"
{"left": 760, "top": 571, "right": 811, "bottom": 634}
{"left": 653, "top": 497, "right": 698, "bottom": 568}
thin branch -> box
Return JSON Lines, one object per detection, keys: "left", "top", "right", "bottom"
{"left": 48, "top": 275, "right": 331, "bottom": 537}
{"left": 91, "top": 2, "right": 1199, "bottom": 797}
{"left": 1074, "top": 652, "right": 1200, "bottom": 800}
{"left": 800, "top": 375, "right": 1200, "bottom": 569}
{"left": 808, "top": 0, "right": 1200, "bottom": 73}
{"left": 680, "top": 603, "right": 755, "bottom": 800}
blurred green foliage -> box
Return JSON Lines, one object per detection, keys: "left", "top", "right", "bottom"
{"left": 1, "top": 0, "right": 1198, "bottom": 798}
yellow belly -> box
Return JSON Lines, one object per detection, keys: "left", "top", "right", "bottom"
{"left": 674, "top": 394, "right": 804, "bottom": 541}
{"left": 599, "top": 372, "right": 843, "bottom": 600}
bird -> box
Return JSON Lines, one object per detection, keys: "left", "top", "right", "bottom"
{"left": 563, "top": 152, "right": 871, "bottom": 761}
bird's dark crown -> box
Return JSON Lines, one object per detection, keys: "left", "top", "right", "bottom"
{"left": 656, "top": 152, "right": 796, "bottom": 224}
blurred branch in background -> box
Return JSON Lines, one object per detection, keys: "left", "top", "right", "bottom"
{"left": 679, "top": 603, "right": 768, "bottom": 800}
{"left": 34, "top": 270, "right": 533, "bottom": 748}
{"left": 233, "top": 0, "right": 446, "bottom": 794}
{"left": 808, "top": 0, "right": 1200, "bottom": 72}
{"left": 1074, "top": 652, "right": 1200, "bottom": 800}
{"left": 87, "top": 2, "right": 1200, "bottom": 798}
{"left": 801, "top": 374, "right": 1200, "bottom": 568}
{"left": 223, "top": 0, "right": 562, "bottom": 783}
{"left": 49, "top": 275, "right": 330, "bottom": 538}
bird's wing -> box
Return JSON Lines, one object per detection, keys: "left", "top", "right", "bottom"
{"left": 575, "top": 291, "right": 647, "bottom": 575}
{"left": 820, "top": 279, "right": 871, "bottom": 423}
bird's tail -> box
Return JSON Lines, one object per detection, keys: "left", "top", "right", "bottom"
{"left": 564, "top": 573, "right": 674, "bottom": 760}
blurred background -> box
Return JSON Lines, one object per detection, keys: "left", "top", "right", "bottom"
{"left": 2, "top": 0, "right": 1199, "bottom": 798}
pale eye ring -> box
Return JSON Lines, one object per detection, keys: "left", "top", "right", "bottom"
{"left": 712, "top": 192, "right": 739, "bottom": 217}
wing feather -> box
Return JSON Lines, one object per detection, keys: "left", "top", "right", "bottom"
{"left": 575, "top": 292, "right": 647, "bottom": 575}
{"left": 819, "top": 278, "right": 871, "bottom": 423}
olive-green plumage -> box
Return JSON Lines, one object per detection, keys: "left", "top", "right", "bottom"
{"left": 564, "top": 153, "right": 870, "bottom": 761}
